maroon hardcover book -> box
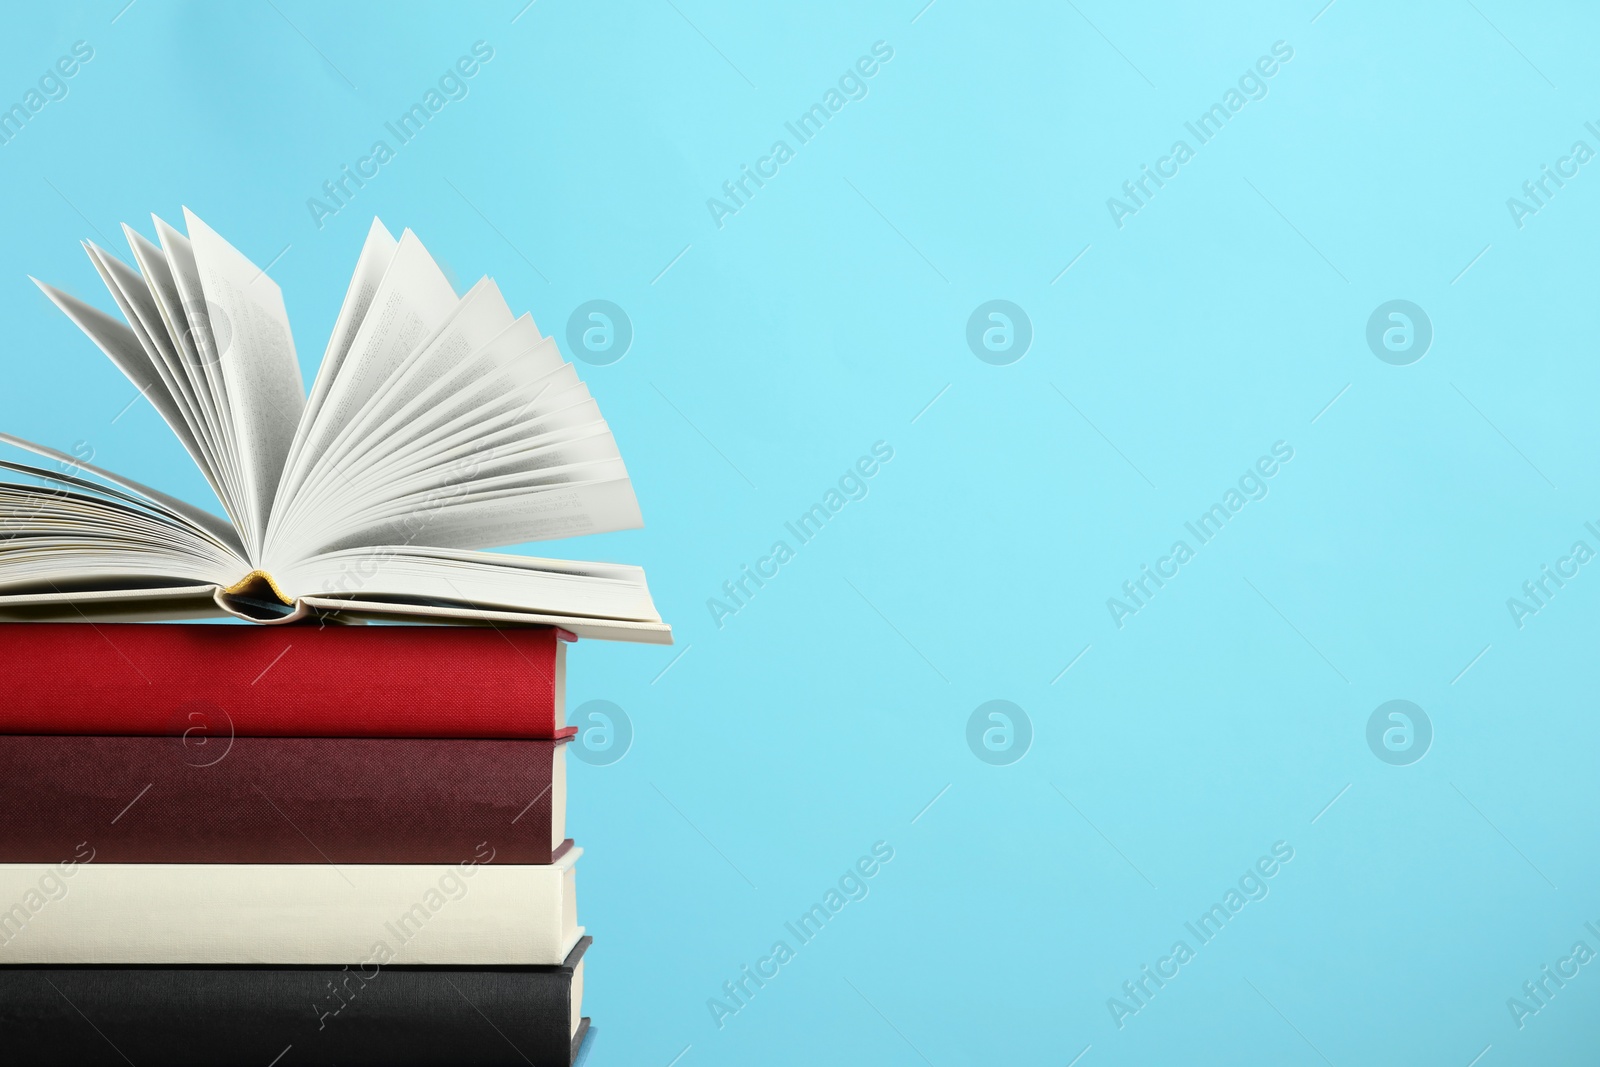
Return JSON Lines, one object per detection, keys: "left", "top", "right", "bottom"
{"left": 0, "top": 736, "right": 570, "bottom": 864}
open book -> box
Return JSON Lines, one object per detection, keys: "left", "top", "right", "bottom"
{"left": 0, "top": 210, "right": 669, "bottom": 643}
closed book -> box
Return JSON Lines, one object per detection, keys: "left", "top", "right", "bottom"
{"left": 0, "top": 937, "right": 591, "bottom": 1066}
{"left": 0, "top": 623, "right": 571, "bottom": 738}
{"left": 0, "top": 853, "right": 582, "bottom": 964}
{"left": 0, "top": 735, "right": 568, "bottom": 864}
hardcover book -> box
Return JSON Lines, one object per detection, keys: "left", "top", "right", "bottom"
{"left": 1, "top": 623, "right": 574, "bottom": 738}
{"left": 0, "top": 735, "right": 570, "bottom": 863}
{"left": 0, "top": 937, "right": 592, "bottom": 1066}
{"left": 0, "top": 852, "right": 583, "bottom": 965}
{"left": 1, "top": 210, "right": 668, "bottom": 642}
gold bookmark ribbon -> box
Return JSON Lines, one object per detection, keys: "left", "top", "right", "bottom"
{"left": 222, "top": 569, "right": 294, "bottom": 605}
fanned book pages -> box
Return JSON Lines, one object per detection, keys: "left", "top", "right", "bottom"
{"left": 2, "top": 210, "right": 669, "bottom": 643}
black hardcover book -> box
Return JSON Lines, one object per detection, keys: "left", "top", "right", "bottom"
{"left": 0, "top": 937, "right": 590, "bottom": 1066}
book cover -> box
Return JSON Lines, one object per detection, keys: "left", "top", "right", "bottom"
{"left": 0, "top": 937, "right": 591, "bottom": 1066}
{"left": 0, "top": 854, "right": 583, "bottom": 965}
{"left": 0, "top": 735, "right": 569, "bottom": 863}
{"left": 0, "top": 623, "right": 571, "bottom": 738}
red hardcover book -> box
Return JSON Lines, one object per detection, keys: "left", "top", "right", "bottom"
{"left": 0, "top": 736, "right": 571, "bottom": 864}
{"left": 0, "top": 624, "right": 573, "bottom": 739}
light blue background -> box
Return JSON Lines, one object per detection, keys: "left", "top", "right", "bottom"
{"left": 3, "top": 2, "right": 1597, "bottom": 1064}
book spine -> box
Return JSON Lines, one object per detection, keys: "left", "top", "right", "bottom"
{"left": 0, "top": 624, "right": 568, "bottom": 738}
{"left": 0, "top": 946, "right": 589, "bottom": 1067}
{"left": 0, "top": 736, "right": 565, "bottom": 864}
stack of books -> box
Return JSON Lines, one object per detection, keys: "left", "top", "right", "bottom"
{"left": 0, "top": 624, "right": 594, "bottom": 1065}
{"left": 0, "top": 213, "right": 669, "bottom": 1065}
